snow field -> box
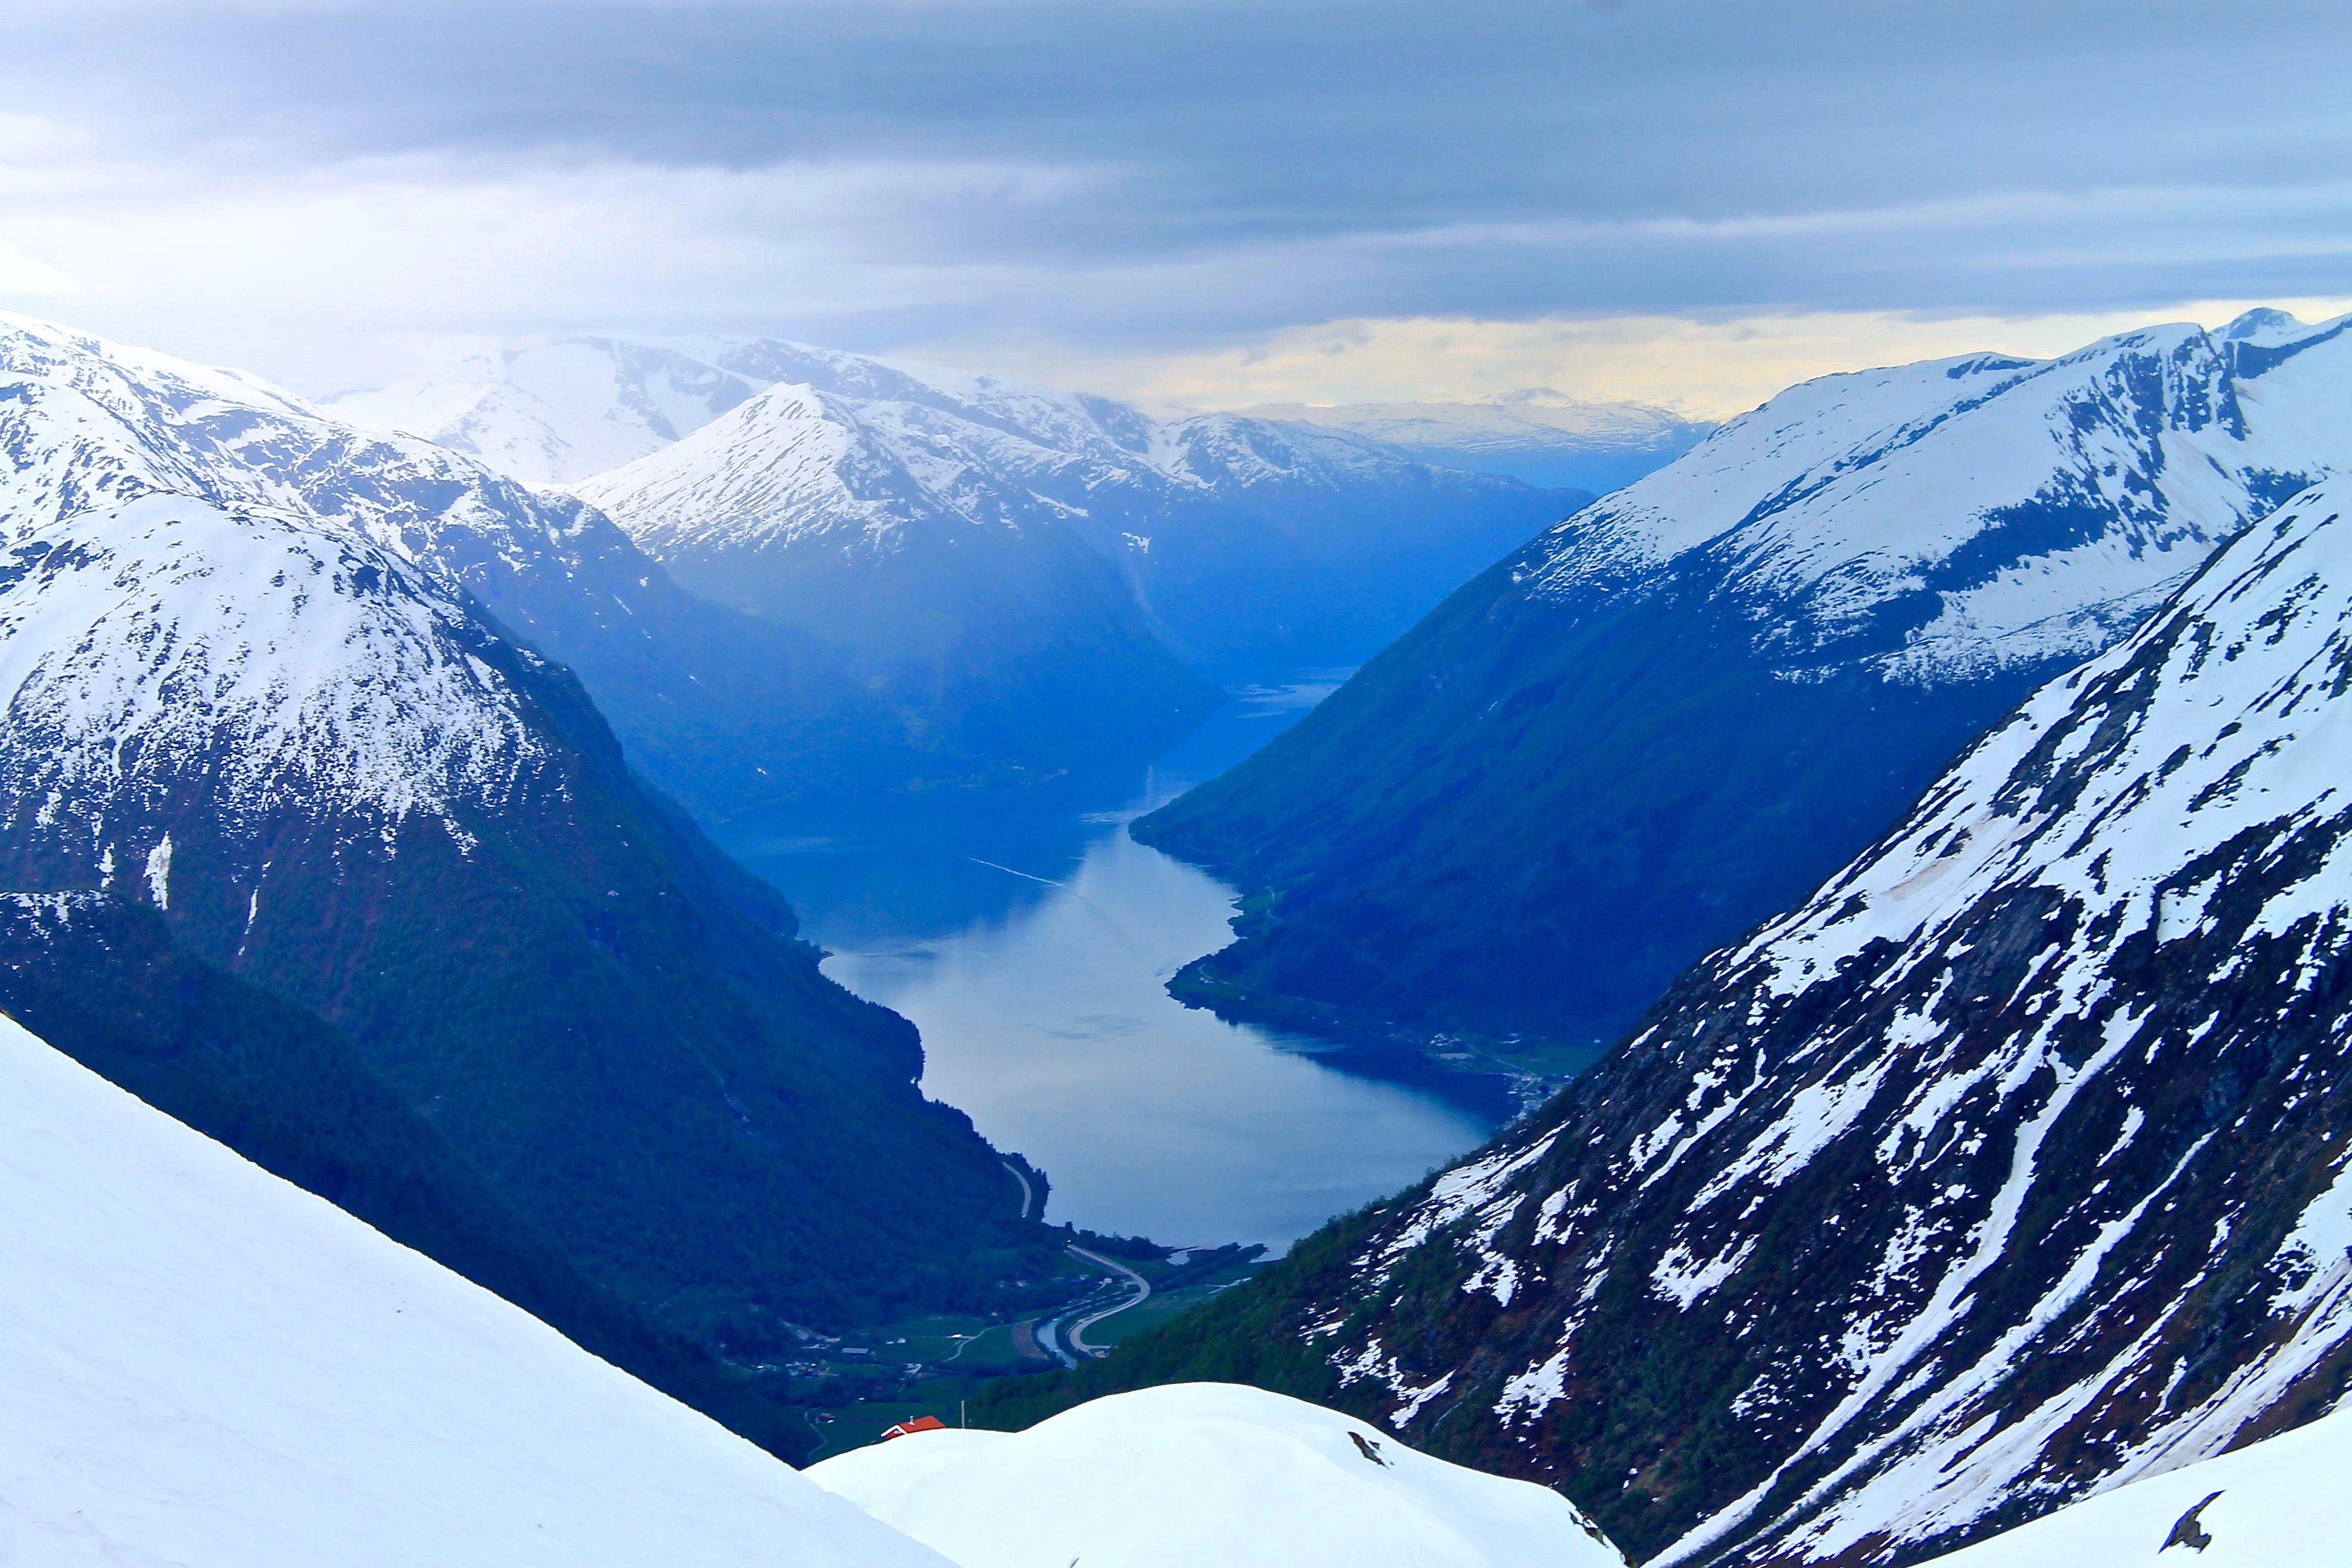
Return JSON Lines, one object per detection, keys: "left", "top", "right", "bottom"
{"left": 1921, "top": 1403, "right": 2350, "bottom": 1567}
{"left": 806, "top": 1381, "right": 1626, "bottom": 1568}
{"left": 0, "top": 1011, "right": 942, "bottom": 1568}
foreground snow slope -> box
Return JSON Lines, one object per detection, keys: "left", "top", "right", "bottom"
{"left": 0, "top": 1010, "right": 940, "bottom": 1568}
{"left": 1923, "top": 1404, "right": 2349, "bottom": 1567}
{"left": 807, "top": 1382, "right": 1625, "bottom": 1568}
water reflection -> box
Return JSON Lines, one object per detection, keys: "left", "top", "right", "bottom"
{"left": 715, "top": 671, "right": 1507, "bottom": 1250}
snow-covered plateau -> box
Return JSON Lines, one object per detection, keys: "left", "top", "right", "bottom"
{"left": 0, "top": 1008, "right": 943, "bottom": 1568}
{"left": 807, "top": 1382, "right": 1627, "bottom": 1568}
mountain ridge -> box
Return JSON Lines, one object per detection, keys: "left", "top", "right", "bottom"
{"left": 0, "top": 310, "right": 977, "bottom": 819}
{"left": 1135, "top": 311, "right": 2352, "bottom": 1063}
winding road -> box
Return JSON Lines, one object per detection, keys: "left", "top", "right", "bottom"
{"left": 1061, "top": 1246, "right": 1151, "bottom": 1357}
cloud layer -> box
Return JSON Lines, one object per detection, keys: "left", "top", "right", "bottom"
{"left": 4, "top": 1, "right": 2348, "bottom": 398}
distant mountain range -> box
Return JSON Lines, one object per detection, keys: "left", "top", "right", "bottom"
{"left": 342, "top": 336, "right": 1595, "bottom": 688}
{"left": 0, "top": 312, "right": 950, "bottom": 819}
{"left": 988, "top": 473, "right": 2352, "bottom": 1564}
{"left": 1221, "top": 390, "right": 1714, "bottom": 493}
{"left": 1137, "top": 311, "right": 2352, "bottom": 1063}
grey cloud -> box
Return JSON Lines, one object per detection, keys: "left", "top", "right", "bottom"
{"left": 7, "top": 0, "right": 2351, "bottom": 352}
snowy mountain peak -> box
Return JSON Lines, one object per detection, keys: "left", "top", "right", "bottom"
{"left": 1523, "top": 315, "right": 2352, "bottom": 685}
{"left": 1218, "top": 392, "right": 1714, "bottom": 492}
{"left": 2218, "top": 306, "right": 2346, "bottom": 348}
{"left": 326, "top": 337, "right": 770, "bottom": 485}
{"left": 325, "top": 333, "right": 1166, "bottom": 486}
{"left": 0, "top": 493, "right": 550, "bottom": 854}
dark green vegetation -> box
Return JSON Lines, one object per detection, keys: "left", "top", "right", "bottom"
{"left": 1062, "top": 1243, "right": 1270, "bottom": 1348}
{"left": 1134, "top": 536, "right": 2074, "bottom": 1064}
{"left": 0, "top": 596, "right": 1080, "bottom": 1364}
{"left": 815, "top": 1244, "right": 1266, "bottom": 1455}
{"left": 0, "top": 892, "right": 815, "bottom": 1458}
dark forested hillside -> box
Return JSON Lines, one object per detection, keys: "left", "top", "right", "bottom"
{"left": 1137, "top": 317, "right": 2352, "bottom": 1061}
{"left": 0, "top": 495, "right": 1066, "bottom": 1363}
{"left": 998, "top": 483, "right": 2352, "bottom": 1564}
{"left": 0, "top": 892, "right": 821, "bottom": 1458}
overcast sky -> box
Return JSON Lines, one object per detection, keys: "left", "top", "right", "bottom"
{"left": 4, "top": 0, "right": 2349, "bottom": 410}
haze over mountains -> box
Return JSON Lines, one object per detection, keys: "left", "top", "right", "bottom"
{"left": 1140, "top": 309, "right": 2352, "bottom": 1060}
{"left": 340, "top": 334, "right": 1600, "bottom": 684}
{"left": 1223, "top": 390, "right": 1714, "bottom": 494}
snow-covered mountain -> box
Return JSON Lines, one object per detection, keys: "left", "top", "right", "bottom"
{"left": 1110, "top": 477, "right": 2352, "bottom": 1564}
{"left": 1137, "top": 309, "right": 2352, "bottom": 1058}
{"left": 1224, "top": 390, "right": 1713, "bottom": 493}
{"left": 0, "top": 1008, "right": 939, "bottom": 1567}
{"left": 809, "top": 1384, "right": 1627, "bottom": 1568}
{"left": 326, "top": 336, "right": 769, "bottom": 484}
{"left": 1925, "top": 1400, "right": 2348, "bottom": 1567}
{"left": 339, "top": 333, "right": 1584, "bottom": 677}
{"left": 0, "top": 487, "right": 1062, "bottom": 1366}
{"left": 0, "top": 311, "right": 955, "bottom": 816}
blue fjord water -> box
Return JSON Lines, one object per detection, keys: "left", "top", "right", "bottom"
{"left": 714, "top": 676, "right": 1508, "bottom": 1251}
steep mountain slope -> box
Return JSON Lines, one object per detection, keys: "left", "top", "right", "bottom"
{"left": 1227, "top": 390, "right": 1713, "bottom": 493}
{"left": 0, "top": 493, "right": 1061, "bottom": 1350}
{"left": 1138, "top": 312, "right": 2352, "bottom": 1060}
{"left": 1924, "top": 1401, "right": 2347, "bottom": 1567}
{"left": 0, "top": 890, "right": 811, "bottom": 1455}
{"left": 808, "top": 1383, "right": 1626, "bottom": 1568}
{"left": 1012, "top": 481, "right": 2352, "bottom": 1564}
{"left": 0, "top": 1009, "right": 944, "bottom": 1566}
{"left": 0, "top": 311, "right": 960, "bottom": 817}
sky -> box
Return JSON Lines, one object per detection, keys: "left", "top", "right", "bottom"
{"left": 3, "top": 0, "right": 2350, "bottom": 413}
